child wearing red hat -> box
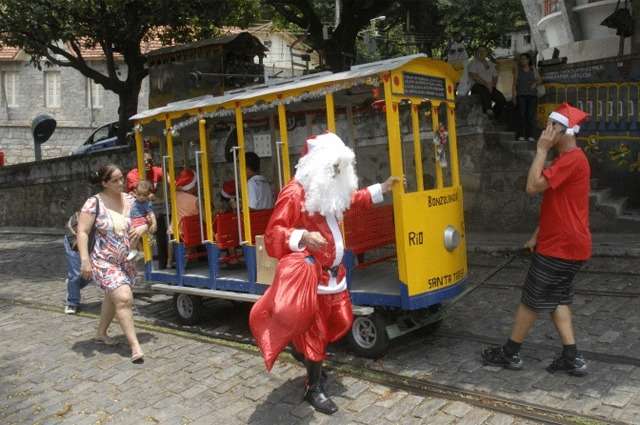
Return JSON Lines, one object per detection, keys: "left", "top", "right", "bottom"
{"left": 482, "top": 103, "right": 591, "bottom": 376}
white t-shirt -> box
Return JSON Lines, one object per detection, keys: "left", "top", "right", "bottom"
{"left": 247, "top": 175, "right": 274, "bottom": 210}
{"left": 468, "top": 57, "right": 497, "bottom": 85}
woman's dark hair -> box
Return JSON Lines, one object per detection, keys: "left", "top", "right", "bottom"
{"left": 89, "top": 163, "right": 120, "bottom": 185}
{"left": 519, "top": 53, "right": 533, "bottom": 67}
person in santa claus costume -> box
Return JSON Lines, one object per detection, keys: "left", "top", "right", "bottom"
{"left": 249, "top": 132, "right": 400, "bottom": 415}
{"left": 482, "top": 103, "right": 591, "bottom": 377}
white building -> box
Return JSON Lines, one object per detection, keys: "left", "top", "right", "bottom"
{"left": 522, "top": 0, "right": 633, "bottom": 63}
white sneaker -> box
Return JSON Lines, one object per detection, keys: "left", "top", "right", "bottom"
{"left": 126, "top": 250, "right": 138, "bottom": 261}
{"left": 64, "top": 305, "right": 77, "bottom": 314}
{"left": 528, "top": 137, "right": 535, "bottom": 142}
{"left": 517, "top": 137, "right": 525, "bottom": 141}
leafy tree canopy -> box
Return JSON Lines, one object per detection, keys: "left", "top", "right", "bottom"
{"left": 262, "top": 0, "right": 525, "bottom": 70}
{"left": 0, "top": 0, "right": 259, "bottom": 139}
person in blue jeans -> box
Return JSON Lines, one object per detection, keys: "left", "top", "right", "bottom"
{"left": 64, "top": 212, "right": 91, "bottom": 314}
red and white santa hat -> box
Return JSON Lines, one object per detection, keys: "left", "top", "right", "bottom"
{"left": 175, "top": 168, "right": 196, "bottom": 191}
{"left": 220, "top": 179, "right": 236, "bottom": 199}
{"left": 548, "top": 103, "right": 589, "bottom": 136}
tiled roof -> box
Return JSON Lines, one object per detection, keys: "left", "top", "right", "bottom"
{"left": 0, "top": 46, "right": 20, "bottom": 61}
{"left": 0, "top": 37, "right": 168, "bottom": 62}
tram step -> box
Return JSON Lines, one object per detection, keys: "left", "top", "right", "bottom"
{"left": 150, "top": 284, "right": 260, "bottom": 302}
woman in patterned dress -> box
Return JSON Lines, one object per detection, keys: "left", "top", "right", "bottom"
{"left": 77, "top": 164, "right": 147, "bottom": 363}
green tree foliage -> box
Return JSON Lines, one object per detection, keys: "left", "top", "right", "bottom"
{"left": 0, "top": 0, "right": 259, "bottom": 141}
{"left": 436, "top": 0, "right": 526, "bottom": 52}
{"left": 265, "top": 0, "right": 524, "bottom": 70}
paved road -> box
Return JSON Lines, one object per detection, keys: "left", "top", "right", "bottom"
{"left": 3, "top": 232, "right": 640, "bottom": 423}
{"left": 0, "top": 234, "right": 536, "bottom": 425}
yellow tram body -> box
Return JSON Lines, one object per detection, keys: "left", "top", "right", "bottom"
{"left": 131, "top": 54, "right": 467, "bottom": 314}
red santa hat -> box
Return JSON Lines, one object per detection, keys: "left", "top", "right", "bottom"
{"left": 220, "top": 179, "right": 236, "bottom": 199}
{"left": 548, "top": 103, "right": 589, "bottom": 136}
{"left": 175, "top": 168, "right": 196, "bottom": 191}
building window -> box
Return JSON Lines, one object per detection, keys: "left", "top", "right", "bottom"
{"left": 4, "top": 71, "right": 18, "bottom": 107}
{"left": 45, "top": 71, "right": 61, "bottom": 108}
{"left": 87, "top": 78, "right": 103, "bottom": 109}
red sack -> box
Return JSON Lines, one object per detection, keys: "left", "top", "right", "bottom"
{"left": 249, "top": 252, "right": 321, "bottom": 371}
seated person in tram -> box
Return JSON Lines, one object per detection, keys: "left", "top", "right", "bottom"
{"left": 245, "top": 152, "right": 274, "bottom": 210}
{"left": 166, "top": 168, "right": 200, "bottom": 267}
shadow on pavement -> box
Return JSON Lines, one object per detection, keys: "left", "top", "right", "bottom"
{"left": 70, "top": 331, "right": 157, "bottom": 359}
{"left": 248, "top": 373, "right": 348, "bottom": 424}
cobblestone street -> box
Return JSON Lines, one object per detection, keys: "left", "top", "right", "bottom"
{"left": 2, "top": 232, "right": 640, "bottom": 424}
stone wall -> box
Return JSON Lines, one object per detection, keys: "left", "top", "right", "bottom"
{"left": 0, "top": 147, "right": 137, "bottom": 227}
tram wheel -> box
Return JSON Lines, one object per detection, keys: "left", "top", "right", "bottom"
{"left": 173, "top": 294, "right": 204, "bottom": 325}
{"left": 347, "top": 312, "right": 390, "bottom": 359}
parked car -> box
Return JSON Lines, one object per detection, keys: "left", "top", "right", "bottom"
{"left": 71, "top": 121, "right": 133, "bottom": 155}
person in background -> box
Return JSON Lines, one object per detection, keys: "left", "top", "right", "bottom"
{"left": 63, "top": 211, "right": 91, "bottom": 314}
{"left": 468, "top": 46, "right": 506, "bottom": 119}
{"left": 513, "top": 52, "right": 543, "bottom": 142}
{"left": 77, "top": 164, "right": 146, "bottom": 363}
{"left": 245, "top": 152, "right": 274, "bottom": 210}
{"left": 126, "top": 151, "right": 163, "bottom": 194}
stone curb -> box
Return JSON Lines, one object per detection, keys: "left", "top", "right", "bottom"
{"left": 0, "top": 226, "right": 65, "bottom": 236}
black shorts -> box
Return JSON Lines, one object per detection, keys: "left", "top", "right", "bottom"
{"left": 521, "top": 253, "right": 584, "bottom": 313}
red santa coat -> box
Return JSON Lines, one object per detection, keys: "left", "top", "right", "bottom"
{"left": 249, "top": 180, "right": 383, "bottom": 370}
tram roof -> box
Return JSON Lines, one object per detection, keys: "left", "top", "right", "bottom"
{"left": 131, "top": 54, "right": 456, "bottom": 123}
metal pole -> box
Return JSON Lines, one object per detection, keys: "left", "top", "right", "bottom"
{"left": 275, "top": 140, "right": 283, "bottom": 190}
{"left": 161, "top": 155, "right": 171, "bottom": 235}
{"left": 195, "top": 150, "right": 205, "bottom": 243}
{"left": 231, "top": 146, "right": 244, "bottom": 245}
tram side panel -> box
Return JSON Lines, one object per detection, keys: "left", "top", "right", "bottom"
{"left": 395, "top": 186, "right": 467, "bottom": 307}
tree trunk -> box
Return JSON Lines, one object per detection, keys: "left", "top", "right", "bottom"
{"left": 324, "top": 30, "right": 358, "bottom": 72}
{"left": 115, "top": 62, "right": 145, "bottom": 145}
{"left": 116, "top": 85, "right": 140, "bottom": 145}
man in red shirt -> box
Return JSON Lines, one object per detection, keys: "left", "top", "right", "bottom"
{"left": 126, "top": 151, "right": 163, "bottom": 193}
{"left": 482, "top": 103, "right": 591, "bottom": 376}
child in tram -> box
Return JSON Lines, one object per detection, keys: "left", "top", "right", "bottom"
{"left": 127, "top": 180, "right": 157, "bottom": 261}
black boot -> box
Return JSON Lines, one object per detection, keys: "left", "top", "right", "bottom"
{"left": 289, "top": 346, "right": 328, "bottom": 389}
{"left": 304, "top": 361, "right": 338, "bottom": 415}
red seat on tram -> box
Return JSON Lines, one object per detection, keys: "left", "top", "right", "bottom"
{"left": 343, "top": 204, "right": 395, "bottom": 268}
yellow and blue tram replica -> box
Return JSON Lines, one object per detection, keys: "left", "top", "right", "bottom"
{"left": 130, "top": 54, "right": 468, "bottom": 356}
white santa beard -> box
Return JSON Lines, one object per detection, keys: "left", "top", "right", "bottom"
{"left": 296, "top": 149, "right": 358, "bottom": 220}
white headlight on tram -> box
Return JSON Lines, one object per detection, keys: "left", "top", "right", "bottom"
{"left": 443, "top": 225, "right": 460, "bottom": 252}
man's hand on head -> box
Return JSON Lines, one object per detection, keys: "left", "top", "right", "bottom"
{"left": 537, "top": 122, "right": 560, "bottom": 153}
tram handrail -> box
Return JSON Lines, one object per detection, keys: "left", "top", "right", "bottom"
{"left": 231, "top": 146, "right": 245, "bottom": 245}
{"left": 194, "top": 150, "right": 205, "bottom": 243}
{"left": 275, "top": 140, "right": 283, "bottom": 191}
{"left": 161, "top": 155, "right": 171, "bottom": 238}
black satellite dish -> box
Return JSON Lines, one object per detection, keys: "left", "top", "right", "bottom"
{"left": 31, "top": 114, "right": 56, "bottom": 161}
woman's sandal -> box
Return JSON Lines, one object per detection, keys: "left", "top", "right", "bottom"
{"left": 131, "top": 352, "right": 145, "bottom": 364}
{"left": 93, "top": 335, "right": 118, "bottom": 345}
